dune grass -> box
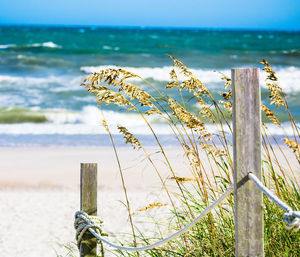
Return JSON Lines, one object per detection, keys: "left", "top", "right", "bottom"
{"left": 60, "top": 57, "right": 299, "bottom": 257}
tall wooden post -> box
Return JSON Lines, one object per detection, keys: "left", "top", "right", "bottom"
{"left": 232, "top": 68, "right": 264, "bottom": 256}
{"left": 80, "top": 163, "right": 98, "bottom": 257}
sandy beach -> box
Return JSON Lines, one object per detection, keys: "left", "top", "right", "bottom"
{"left": 0, "top": 146, "right": 298, "bottom": 257}
{"left": 0, "top": 146, "right": 200, "bottom": 257}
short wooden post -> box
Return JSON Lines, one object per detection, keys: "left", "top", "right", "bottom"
{"left": 80, "top": 163, "right": 98, "bottom": 257}
{"left": 232, "top": 68, "right": 264, "bottom": 256}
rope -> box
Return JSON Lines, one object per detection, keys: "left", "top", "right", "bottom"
{"left": 74, "top": 184, "right": 233, "bottom": 252}
{"left": 74, "top": 212, "right": 107, "bottom": 254}
{"left": 248, "top": 173, "right": 300, "bottom": 232}
{"left": 74, "top": 174, "right": 299, "bottom": 253}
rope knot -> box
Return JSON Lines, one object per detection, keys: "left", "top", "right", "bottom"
{"left": 283, "top": 211, "right": 300, "bottom": 232}
{"left": 74, "top": 211, "right": 107, "bottom": 250}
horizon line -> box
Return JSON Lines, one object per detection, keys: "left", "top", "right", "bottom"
{"left": 0, "top": 23, "right": 299, "bottom": 32}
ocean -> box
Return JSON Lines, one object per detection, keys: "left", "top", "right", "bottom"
{"left": 0, "top": 25, "right": 299, "bottom": 146}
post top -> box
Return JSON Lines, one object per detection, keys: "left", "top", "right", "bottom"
{"left": 231, "top": 67, "right": 259, "bottom": 70}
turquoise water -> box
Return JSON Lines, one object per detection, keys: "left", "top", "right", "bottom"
{"left": 0, "top": 26, "right": 299, "bottom": 146}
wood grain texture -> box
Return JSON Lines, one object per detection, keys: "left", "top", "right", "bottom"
{"left": 80, "top": 163, "right": 98, "bottom": 257}
{"left": 232, "top": 68, "right": 264, "bottom": 257}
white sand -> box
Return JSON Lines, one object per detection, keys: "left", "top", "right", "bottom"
{"left": 0, "top": 146, "right": 298, "bottom": 257}
{"left": 0, "top": 146, "right": 193, "bottom": 257}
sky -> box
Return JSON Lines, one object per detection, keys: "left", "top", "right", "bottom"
{"left": 0, "top": 0, "right": 299, "bottom": 30}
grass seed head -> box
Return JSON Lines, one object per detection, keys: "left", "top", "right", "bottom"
{"left": 218, "top": 100, "right": 232, "bottom": 114}
{"left": 118, "top": 126, "right": 141, "bottom": 150}
{"left": 261, "top": 59, "right": 285, "bottom": 107}
{"left": 261, "top": 104, "right": 280, "bottom": 125}
{"left": 168, "top": 98, "right": 211, "bottom": 140}
{"left": 220, "top": 89, "right": 232, "bottom": 100}
{"left": 169, "top": 176, "right": 197, "bottom": 183}
{"left": 282, "top": 138, "right": 300, "bottom": 152}
{"left": 200, "top": 142, "right": 226, "bottom": 157}
{"left": 168, "top": 55, "right": 193, "bottom": 77}
{"left": 133, "top": 203, "right": 167, "bottom": 215}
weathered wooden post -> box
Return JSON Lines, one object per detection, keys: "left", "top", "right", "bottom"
{"left": 232, "top": 68, "right": 264, "bottom": 256}
{"left": 80, "top": 163, "right": 98, "bottom": 257}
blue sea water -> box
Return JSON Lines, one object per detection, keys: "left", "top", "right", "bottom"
{"left": 0, "top": 26, "right": 299, "bottom": 146}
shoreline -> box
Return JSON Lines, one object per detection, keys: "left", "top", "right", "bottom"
{"left": 0, "top": 132, "right": 294, "bottom": 148}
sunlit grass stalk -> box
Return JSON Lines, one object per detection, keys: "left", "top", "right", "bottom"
{"left": 98, "top": 108, "right": 139, "bottom": 251}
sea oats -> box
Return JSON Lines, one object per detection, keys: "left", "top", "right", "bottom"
{"left": 218, "top": 100, "right": 232, "bottom": 113}
{"left": 118, "top": 126, "right": 141, "bottom": 150}
{"left": 169, "top": 69, "right": 178, "bottom": 80}
{"left": 200, "top": 142, "right": 226, "bottom": 157}
{"left": 183, "top": 144, "right": 200, "bottom": 166}
{"left": 216, "top": 71, "right": 232, "bottom": 89}
{"left": 166, "top": 81, "right": 179, "bottom": 89}
{"left": 133, "top": 203, "right": 167, "bottom": 215}
{"left": 118, "top": 81, "right": 154, "bottom": 107}
{"left": 261, "top": 58, "right": 278, "bottom": 82}
{"left": 166, "top": 69, "right": 180, "bottom": 89}
{"left": 217, "top": 72, "right": 232, "bottom": 112}
{"left": 82, "top": 68, "right": 154, "bottom": 108}
{"left": 220, "top": 89, "right": 232, "bottom": 101}
{"left": 261, "top": 59, "right": 285, "bottom": 107}
{"left": 102, "top": 119, "right": 109, "bottom": 132}
{"left": 282, "top": 138, "right": 300, "bottom": 163}
{"left": 168, "top": 98, "right": 211, "bottom": 141}
{"left": 181, "top": 77, "right": 209, "bottom": 94}
{"left": 169, "top": 176, "right": 197, "bottom": 182}
{"left": 282, "top": 138, "right": 300, "bottom": 152}
{"left": 168, "top": 55, "right": 193, "bottom": 77}
{"left": 81, "top": 84, "right": 131, "bottom": 107}
{"left": 193, "top": 93, "right": 214, "bottom": 123}
{"left": 99, "top": 90, "right": 132, "bottom": 107}
{"left": 145, "top": 108, "right": 162, "bottom": 115}
{"left": 261, "top": 104, "right": 280, "bottom": 125}
{"left": 266, "top": 83, "right": 285, "bottom": 107}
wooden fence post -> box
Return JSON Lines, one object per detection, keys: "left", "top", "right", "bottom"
{"left": 232, "top": 68, "right": 264, "bottom": 256}
{"left": 80, "top": 163, "right": 98, "bottom": 257}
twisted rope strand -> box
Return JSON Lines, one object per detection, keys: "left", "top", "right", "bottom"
{"left": 74, "top": 185, "right": 233, "bottom": 252}
{"left": 74, "top": 174, "right": 299, "bottom": 253}
{"left": 248, "top": 172, "right": 300, "bottom": 231}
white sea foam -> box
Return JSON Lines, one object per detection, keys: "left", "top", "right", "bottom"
{"left": 80, "top": 65, "right": 300, "bottom": 93}
{"left": 103, "top": 45, "right": 112, "bottom": 50}
{"left": 0, "top": 74, "right": 83, "bottom": 106}
{"left": 0, "top": 44, "right": 16, "bottom": 49}
{"left": 0, "top": 65, "right": 299, "bottom": 95}
{"left": 0, "top": 41, "right": 61, "bottom": 49}
{"left": 0, "top": 105, "right": 297, "bottom": 137}
{"left": 0, "top": 74, "right": 81, "bottom": 89}
{"left": 31, "top": 42, "right": 61, "bottom": 48}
